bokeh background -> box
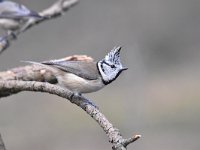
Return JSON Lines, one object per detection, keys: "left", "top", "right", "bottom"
{"left": 0, "top": 0, "right": 200, "bottom": 149}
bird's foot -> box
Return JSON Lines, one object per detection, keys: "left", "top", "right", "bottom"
{"left": 82, "top": 98, "right": 99, "bottom": 109}
{"left": 71, "top": 93, "right": 99, "bottom": 109}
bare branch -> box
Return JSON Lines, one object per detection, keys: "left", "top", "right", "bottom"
{"left": 0, "top": 80, "right": 140, "bottom": 149}
{"left": 0, "top": 0, "right": 79, "bottom": 54}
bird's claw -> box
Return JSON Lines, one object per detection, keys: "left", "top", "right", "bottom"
{"left": 82, "top": 98, "right": 99, "bottom": 109}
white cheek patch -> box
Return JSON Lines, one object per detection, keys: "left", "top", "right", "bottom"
{"left": 98, "top": 61, "right": 118, "bottom": 83}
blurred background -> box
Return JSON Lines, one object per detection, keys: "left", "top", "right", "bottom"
{"left": 0, "top": 0, "right": 200, "bottom": 149}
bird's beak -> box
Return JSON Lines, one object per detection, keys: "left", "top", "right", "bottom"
{"left": 121, "top": 67, "right": 128, "bottom": 71}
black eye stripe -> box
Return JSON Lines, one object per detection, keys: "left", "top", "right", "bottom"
{"left": 102, "top": 60, "right": 115, "bottom": 68}
{"left": 103, "top": 60, "right": 109, "bottom": 66}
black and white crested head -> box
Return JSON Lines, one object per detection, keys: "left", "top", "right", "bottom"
{"left": 97, "top": 46, "right": 128, "bottom": 85}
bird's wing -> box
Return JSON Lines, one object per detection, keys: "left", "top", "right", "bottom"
{"left": 42, "top": 60, "right": 99, "bottom": 80}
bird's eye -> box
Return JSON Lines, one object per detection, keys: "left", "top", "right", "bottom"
{"left": 111, "top": 65, "right": 115, "bottom": 68}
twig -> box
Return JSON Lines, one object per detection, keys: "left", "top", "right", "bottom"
{"left": 0, "top": 0, "right": 79, "bottom": 54}
{"left": 0, "top": 80, "right": 140, "bottom": 149}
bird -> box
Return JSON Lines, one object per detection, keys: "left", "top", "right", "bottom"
{"left": 0, "top": 0, "right": 44, "bottom": 35}
{"left": 24, "top": 46, "right": 128, "bottom": 95}
{"left": 23, "top": 46, "right": 128, "bottom": 107}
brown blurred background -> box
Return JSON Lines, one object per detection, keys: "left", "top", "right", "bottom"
{"left": 0, "top": 0, "right": 200, "bottom": 149}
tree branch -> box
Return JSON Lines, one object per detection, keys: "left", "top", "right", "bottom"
{"left": 0, "top": 80, "right": 140, "bottom": 149}
{"left": 0, "top": 0, "right": 79, "bottom": 54}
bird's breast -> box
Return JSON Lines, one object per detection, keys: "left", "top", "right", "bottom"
{"left": 57, "top": 73, "right": 105, "bottom": 93}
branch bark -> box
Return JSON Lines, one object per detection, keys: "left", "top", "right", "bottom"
{"left": 0, "top": 80, "right": 140, "bottom": 149}
{"left": 0, "top": 0, "right": 79, "bottom": 54}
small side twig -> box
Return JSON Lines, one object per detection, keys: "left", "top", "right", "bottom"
{"left": 0, "top": 0, "right": 79, "bottom": 54}
{"left": 0, "top": 80, "right": 141, "bottom": 149}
